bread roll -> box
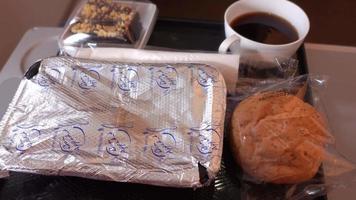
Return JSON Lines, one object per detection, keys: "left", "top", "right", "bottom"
{"left": 231, "top": 92, "right": 333, "bottom": 184}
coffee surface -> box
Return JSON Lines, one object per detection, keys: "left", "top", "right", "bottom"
{"left": 231, "top": 12, "right": 299, "bottom": 45}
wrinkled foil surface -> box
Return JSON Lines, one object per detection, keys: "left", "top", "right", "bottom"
{"left": 0, "top": 57, "right": 226, "bottom": 187}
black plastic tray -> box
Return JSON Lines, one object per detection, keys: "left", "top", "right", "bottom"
{"left": 0, "top": 19, "right": 316, "bottom": 200}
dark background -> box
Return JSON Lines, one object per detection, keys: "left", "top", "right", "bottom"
{"left": 151, "top": 0, "right": 356, "bottom": 46}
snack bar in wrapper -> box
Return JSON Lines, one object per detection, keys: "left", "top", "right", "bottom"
{"left": 69, "top": 0, "right": 140, "bottom": 43}
{"left": 0, "top": 57, "right": 226, "bottom": 188}
{"left": 60, "top": 0, "right": 158, "bottom": 52}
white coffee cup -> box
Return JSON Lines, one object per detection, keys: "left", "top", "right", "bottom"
{"left": 219, "top": 0, "right": 310, "bottom": 61}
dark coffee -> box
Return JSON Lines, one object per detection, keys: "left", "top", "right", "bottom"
{"left": 230, "top": 12, "right": 299, "bottom": 45}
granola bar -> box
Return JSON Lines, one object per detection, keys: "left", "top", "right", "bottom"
{"left": 70, "top": 0, "right": 140, "bottom": 43}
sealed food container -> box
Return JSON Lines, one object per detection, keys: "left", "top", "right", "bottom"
{"left": 0, "top": 56, "right": 227, "bottom": 188}
{"left": 59, "top": 0, "right": 158, "bottom": 55}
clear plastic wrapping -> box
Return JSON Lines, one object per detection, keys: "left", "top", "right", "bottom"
{"left": 227, "top": 73, "right": 355, "bottom": 199}
{"left": 65, "top": 47, "right": 240, "bottom": 94}
{"left": 59, "top": 0, "right": 158, "bottom": 54}
{"left": 0, "top": 56, "right": 227, "bottom": 188}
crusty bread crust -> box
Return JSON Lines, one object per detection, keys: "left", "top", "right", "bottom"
{"left": 231, "top": 92, "right": 333, "bottom": 184}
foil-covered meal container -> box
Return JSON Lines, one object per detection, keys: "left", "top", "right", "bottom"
{"left": 0, "top": 57, "right": 226, "bottom": 188}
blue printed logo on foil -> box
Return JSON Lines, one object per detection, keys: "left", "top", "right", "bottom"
{"left": 150, "top": 66, "right": 178, "bottom": 91}
{"left": 98, "top": 124, "right": 132, "bottom": 157}
{"left": 197, "top": 67, "right": 218, "bottom": 87}
{"left": 55, "top": 126, "right": 86, "bottom": 153}
{"left": 118, "top": 69, "right": 139, "bottom": 92}
{"left": 188, "top": 124, "right": 220, "bottom": 159}
{"left": 36, "top": 68, "right": 61, "bottom": 87}
{"left": 144, "top": 127, "right": 177, "bottom": 159}
{"left": 9, "top": 126, "right": 41, "bottom": 152}
{"left": 77, "top": 70, "right": 100, "bottom": 90}
{"left": 37, "top": 75, "right": 51, "bottom": 87}
{"left": 111, "top": 66, "right": 139, "bottom": 92}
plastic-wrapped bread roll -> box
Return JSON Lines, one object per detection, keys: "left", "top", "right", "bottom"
{"left": 0, "top": 56, "right": 226, "bottom": 188}
{"left": 231, "top": 91, "right": 334, "bottom": 184}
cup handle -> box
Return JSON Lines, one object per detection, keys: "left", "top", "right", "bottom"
{"left": 218, "top": 35, "right": 241, "bottom": 54}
